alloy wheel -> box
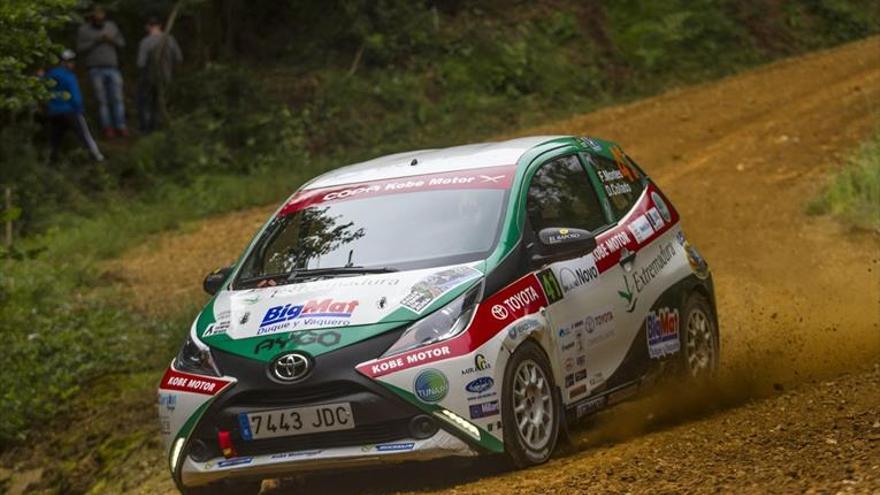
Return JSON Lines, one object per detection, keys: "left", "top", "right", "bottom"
{"left": 685, "top": 308, "right": 716, "bottom": 377}
{"left": 512, "top": 359, "right": 554, "bottom": 450}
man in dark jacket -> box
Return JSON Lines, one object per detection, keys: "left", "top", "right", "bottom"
{"left": 137, "top": 16, "right": 183, "bottom": 133}
{"left": 46, "top": 50, "right": 104, "bottom": 162}
{"left": 77, "top": 5, "right": 128, "bottom": 138}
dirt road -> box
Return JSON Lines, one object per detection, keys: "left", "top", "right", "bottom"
{"left": 105, "top": 37, "right": 880, "bottom": 494}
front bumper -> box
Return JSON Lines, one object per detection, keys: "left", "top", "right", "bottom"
{"left": 169, "top": 326, "right": 485, "bottom": 488}
{"left": 181, "top": 429, "right": 476, "bottom": 487}
{"left": 182, "top": 328, "right": 427, "bottom": 455}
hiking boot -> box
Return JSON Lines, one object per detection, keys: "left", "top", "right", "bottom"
{"left": 116, "top": 128, "right": 130, "bottom": 138}
{"left": 103, "top": 128, "right": 116, "bottom": 139}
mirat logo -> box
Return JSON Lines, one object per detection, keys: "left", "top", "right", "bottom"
{"left": 461, "top": 353, "right": 492, "bottom": 376}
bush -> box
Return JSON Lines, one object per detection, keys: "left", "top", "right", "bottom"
{"left": 808, "top": 131, "right": 880, "bottom": 232}
{"left": 0, "top": 254, "right": 185, "bottom": 445}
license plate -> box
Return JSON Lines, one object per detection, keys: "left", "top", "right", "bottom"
{"left": 238, "top": 402, "right": 354, "bottom": 441}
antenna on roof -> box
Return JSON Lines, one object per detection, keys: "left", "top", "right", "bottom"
{"left": 410, "top": 158, "right": 418, "bottom": 166}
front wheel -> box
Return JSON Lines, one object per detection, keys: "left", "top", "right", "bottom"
{"left": 679, "top": 293, "right": 720, "bottom": 379}
{"left": 501, "top": 340, "right": 560, "bottom": 468}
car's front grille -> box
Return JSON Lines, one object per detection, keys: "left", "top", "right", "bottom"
{"left": 226, "top": 381, "right": 365, "bottom": 409}
{"left": 234, "top": 418, "right": 411, "bottom": 456}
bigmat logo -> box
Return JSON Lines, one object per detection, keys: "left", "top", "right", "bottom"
{"left": 258, "top": 299, "right": 359, "bottom": 334}
{"left": 646, "top": 308, "right": 680, "bottom": 358}
{"left": 358, "top": 274, "right": 548, "bottom": 378}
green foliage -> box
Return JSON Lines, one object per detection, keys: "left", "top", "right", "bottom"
{"left": 0, "top": 256, "right": 183, "bottom": 445}
{"left": 610, "top": 0, "right": 752, "bottom": 75}
{"left": 340, "top": 0, "right": 437, "bottom": 66}
{"left": 0, "top": 0, "right": 77, "bottom": 111}
{"left": 158, "top": 66, "right": 308, "bottom": 174}
{"left": 0, "top": 146, "right": 342, "bottom": 447}
{"left": 288, "top": 12, "right": 605, "bottom": 160}
{"left": 786, "top": 0, "right": 879, "bottom": 45}
{"left": 2, "top": 67, "right": 311, "bottom": 234}
{"left": 0, "top": 117, "right": 115, "bottom": 231}
{"left": 808, "top": 131, "right": 880, "bottom": 232}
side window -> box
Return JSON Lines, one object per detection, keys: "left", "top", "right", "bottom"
{"left": 585, "top": 151, "right": 645, "bottom": 220}
{"left": 526, "top": 155, "right": 606, "bottom": 235}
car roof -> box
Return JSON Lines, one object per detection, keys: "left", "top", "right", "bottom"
{"left": 303, "top": 135, "right": 570, "bottom": 190}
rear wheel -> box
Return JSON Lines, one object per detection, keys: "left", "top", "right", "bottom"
{"left": 680, "top": 293, "right": 719, "bottom": 378}
{"left": 502, "top": 340, "right": 560, "bottom": 468}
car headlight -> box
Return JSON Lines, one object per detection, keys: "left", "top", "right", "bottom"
{"left": 382, "top": 281, "right": 483, "bottom": 357}
{"left": 174, "top": 326, "right": 221, "bottom": 377}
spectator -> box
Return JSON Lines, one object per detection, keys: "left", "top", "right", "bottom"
{"left": 77, "top": 5, "right": 128, "bottom": 138}
{"left": 137, "top": 16, "right": 183, "bottom": 133}
{"left": 45, "top": 50, "right": 104, "bottom": 163}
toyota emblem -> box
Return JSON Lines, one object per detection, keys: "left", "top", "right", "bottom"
{"left": 271, "top": 352, "right": 311, "bottom": 382}
{"left": 491, "top": 304, "right": 509, "bottom": 320}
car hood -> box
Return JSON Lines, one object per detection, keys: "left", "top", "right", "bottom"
{"left": 197, "top": 263, "right": 484, "bottom": 361}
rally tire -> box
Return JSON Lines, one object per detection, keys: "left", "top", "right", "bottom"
{"left": 502, "top": 340, "right": 560, "bottom": 468}
{"left": 180, "top": 480, "right": 262, "bottom": 495}
{"left": 678, "top": 292, "right": 720, "bottom": 379}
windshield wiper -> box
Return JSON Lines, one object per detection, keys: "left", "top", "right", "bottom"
{"left": 287, "top": 266, "right": 398, "bottom": 281}
{"left": 237, "top": 267, "right": 398, "bottom": 289}
{"left": 235, "top": 272, "right": 288, "bottom": 288}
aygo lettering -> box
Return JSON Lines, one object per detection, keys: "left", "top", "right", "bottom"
{"left": 253, "top": 330, "right": 342, "bottom": 354}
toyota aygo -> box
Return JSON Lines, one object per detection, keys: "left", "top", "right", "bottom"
{"left": 159, "top": 135, "right": 719, "bottom": 494}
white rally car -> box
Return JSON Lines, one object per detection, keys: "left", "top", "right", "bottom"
{"left": 158, "top": 135, "right": 719, "bottom": 493}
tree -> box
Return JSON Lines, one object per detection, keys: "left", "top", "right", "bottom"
{"left": 0, "top": 0, "right": 77, "bottom": 111}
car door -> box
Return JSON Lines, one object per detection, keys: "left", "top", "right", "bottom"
{"left": 581, "top": 150, "right": 691, "bottom": 391}
{"left": 523, "top": 154, "right": 617, "bottom": 405}
{"left": 576, "top": 151, "right": 652, "bottom": 394}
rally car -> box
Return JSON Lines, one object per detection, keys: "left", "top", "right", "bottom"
{"left": 159, "top": 135, "right": 719, "bottom": 493}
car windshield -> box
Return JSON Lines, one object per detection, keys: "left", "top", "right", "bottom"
{"left": 235, "top": 167, "right": 513, "bottom": 287}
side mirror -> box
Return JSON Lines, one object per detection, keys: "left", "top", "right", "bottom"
{"left": 531, "top": 227, "right": 597, "bottom": 266}
{"left": 203, "top": 266, "right": 234, "bottom": 295}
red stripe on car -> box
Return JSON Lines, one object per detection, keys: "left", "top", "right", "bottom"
{"left": 159, "top": 368, "right": 232, "bottom": 396}
{"left": 280, "top": 165, "right": 517, "bottom": 216}
{"left": 593, "top": 184, "right": 679, "bottom": 273}
{"left": 357, "top": 274, "right": 547, "bottom": 378}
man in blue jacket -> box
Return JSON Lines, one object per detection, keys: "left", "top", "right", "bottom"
{"left": 46, "top": 49, "right": 104, "bottom": 162}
